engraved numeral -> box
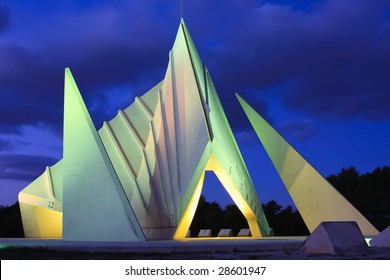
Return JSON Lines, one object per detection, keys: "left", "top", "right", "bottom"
{"left": 48, "top": 201, "right": 54, "bottom": 209}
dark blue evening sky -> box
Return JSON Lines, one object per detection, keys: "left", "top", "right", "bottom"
{"left": 1, "top": 0, "right": 390, "bottom": 207}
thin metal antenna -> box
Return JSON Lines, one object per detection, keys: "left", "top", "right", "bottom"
{"left": 180, "top": 0, "right": 183, "bottom": 19}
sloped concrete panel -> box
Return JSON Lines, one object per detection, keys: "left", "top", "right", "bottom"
{"left": 237, "top": 94, "right": 379, "bottom": 237}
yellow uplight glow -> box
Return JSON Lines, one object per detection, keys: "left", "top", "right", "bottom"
{"left": 19, "top": 202, "right": 62, "bottom": 238}
{"left": 173, "top": 172, "right": 205, "bottom": 240}
{"left": 173, "top": 153, "right": 262, "bottom": 239}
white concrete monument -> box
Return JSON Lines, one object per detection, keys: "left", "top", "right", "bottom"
{"left": 18, "top": 19, "right": 377, "bottom": 242}
{"left": 18, "top": 19, "right": 271, "bottom": 240}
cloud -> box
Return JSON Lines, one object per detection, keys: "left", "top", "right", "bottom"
{"left": 0, "top": 139, "right": 14, "bottom": 152}
{"left": 0, "top": 1, "right": 175, "bottom": 135}
{"left": 0, "top": 125, "right": 23, "bottom": 135}
{"left": 279, "top": 118, "right": 316, "bottom": 141}
{"left": 0, "top": 154, "right": 58, "bottom": 181}
{"left": 213, "top": 0, "right": 390, "bottom": 120}
{"left": 1, "top": 0, "right": 390, "bottom": 140}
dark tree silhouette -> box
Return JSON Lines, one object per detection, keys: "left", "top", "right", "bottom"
{"left": 262, "top": 200, "right": 282, "bottom": 228}
{"left": 0, "top": 202, "right": 24, "bottom": 237}
{"left": 262, "top": 200, "right": 309, "bottom": 236}
{"left": 190, "top": 195, "right": 224, "bottom": 237}
{"left": 327, "top": 167, "right": 360, "bottom": 206}
{"left": 190, "top": 197, "right": 308, "bottom": 237}
{"left": 223, "top": 204, "right": 248, "bottom": 236}
{"left": 328, "top": 166, "right": 390, "bottom": 231}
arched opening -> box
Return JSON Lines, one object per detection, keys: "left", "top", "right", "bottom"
{"left": 189, "top": 171, "right": 249, "bottom": 237}
{"left": 173, "top": 154, "right": 261, "bottom": 239}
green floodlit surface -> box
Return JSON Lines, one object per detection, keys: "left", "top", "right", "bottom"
{"left": 365, "top": 238, "right": 372, "bottom": 246}
{"left": 0, "top": 244, "right": 9, "bottom": 250}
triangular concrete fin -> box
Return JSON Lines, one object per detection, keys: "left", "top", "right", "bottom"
{"left": 18, "top": 160, "right": 63, "bottom": 208}
{"left": 139, "top": 80, "right": 163, "bottom": 116}
{"left": 19, "top": 167, "right": 54, "bottom": 202}
{"left": 62, "top": 68, "right": 145, "bottom": 241}
{"left": 237, "top": 94, "right": 379, "bottom": 236}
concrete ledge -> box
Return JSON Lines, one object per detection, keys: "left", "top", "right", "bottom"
{"left": 0, "top": 237, "right": 306, "bottom": 254}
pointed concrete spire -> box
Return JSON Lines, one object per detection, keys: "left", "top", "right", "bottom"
{"left": 62, "top": 68, "right": 145, "bottom": 241}
{"left": 100, "top": 20, "right": 271, "bottom": 238}
{"left": 166, "top": 20, "right": 271, "bottom": 237}
{"left": 237, "top": 93, "right": 379, "bottom": 236}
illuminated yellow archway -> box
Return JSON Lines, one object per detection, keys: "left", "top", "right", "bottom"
{"left": 173, "top": 153, "right": 262, "bottom": 239}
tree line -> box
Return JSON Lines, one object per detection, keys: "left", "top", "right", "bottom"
{"left": 0, "top": 203, "right": 24, "bottom": 237}
{"left": 327, "top": 166, "right": 390, "bottom": 231}
{"left": 0, "top": 166, "right": 389, "bottom": 237}
{"left": 189, "top": 195, "right": 309, "bottom": 237}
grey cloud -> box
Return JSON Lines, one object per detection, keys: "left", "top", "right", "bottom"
{"left": 1, "top": 0, "right": 390, "bottom": 139}
{"left": 279, "top": 119, "right": 316, "bottom": 141}
{"left": 0, "top": 139, "right": 14, "bottom": 152}
{"left": 209, "top": 0, "right": 390, "bottom": 120}
{"left": 0, "top": 154, "right": 58, "bottom": 181}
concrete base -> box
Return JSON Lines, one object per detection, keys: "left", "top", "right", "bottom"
{"left": 218, "top": 229, "right": 233, "bottom": 237}
{"left": 198, "top": 229, "right": 212, "bottom": 237}
{"left": 302, "top": 221, "right": 369, "bottom": 255}
{"left": 238, "top": 229, "right": 251, "bottom": 237}
{"left": 370, "top": 226, "right": 390, "bottom": 248}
